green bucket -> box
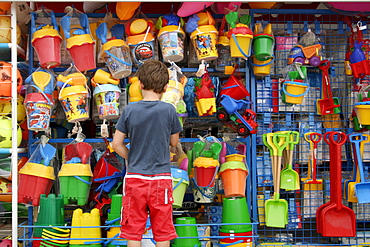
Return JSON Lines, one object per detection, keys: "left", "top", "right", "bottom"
{"left": 174, "top": 217, "right": 201, "bottom": 247}
{"left": 171, "top": 168, "right": 189, "bottom": 208}
{"left": 220, "top": 197, "right": 252, "bottom": 232}
{"left": 252, "top": 33, "right": 274, "bottom": 61}
{"left": 59, "top": 176, "right": 92, "bottom": 206}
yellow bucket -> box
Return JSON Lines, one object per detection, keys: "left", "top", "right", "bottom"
{"left": 282, "top": 80, "right": 309, "bottom": 104}
{"left": 251, "top": 56, "right": 273, "bottom": 77}
{"left": 190, "top": 25, "right": 218, "bottom": 61}
{"left": 355, "top": 103, "right": 370, "bottom": 125}
{"left": 228, "top": 25, "right": 253, "bottom": 58}
{"left": 59, "top": 85, "right": 90, "bottom": 123}
{"left": 220, "top": 242, "right": 250, "bottom": 247}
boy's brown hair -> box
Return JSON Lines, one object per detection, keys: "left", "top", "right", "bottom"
{"left": 136, "top": 60, "right": 169, "bottom": 94}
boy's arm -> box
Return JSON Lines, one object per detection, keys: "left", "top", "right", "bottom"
{"left": 170, "top": 132, "right": 180, "bottom": 147}
{"left": 111, "top": 130, "right": 129, "bottom": 160}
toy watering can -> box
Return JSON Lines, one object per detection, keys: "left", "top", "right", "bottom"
{"left": 60, "top": 11, "right": 96, "bottom": 71}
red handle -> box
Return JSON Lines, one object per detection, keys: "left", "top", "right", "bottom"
{"left": 309, "top": 132, "right": 322, "bottom": 182}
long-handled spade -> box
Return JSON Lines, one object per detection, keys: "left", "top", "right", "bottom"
{"left": 265, "top": 133, "right": 289, "bottom": 228}
{"left": 280, "top": 131, "right": 300, "bottom": 190}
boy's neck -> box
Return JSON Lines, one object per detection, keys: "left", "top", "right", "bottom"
{"left": 141, "top": 89, "right": 162, "bottom": 101}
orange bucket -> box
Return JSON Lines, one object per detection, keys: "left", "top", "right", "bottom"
{"left": 220, "top": 161, "right": 248, "bottom": 198}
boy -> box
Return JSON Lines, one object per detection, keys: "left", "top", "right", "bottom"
{"left": 111, "top": 60, "right": 183, "bottom": 247}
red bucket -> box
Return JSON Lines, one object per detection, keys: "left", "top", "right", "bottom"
{"left": 93, "top": 158, "right": 120, "bottom": 183}
{"left": 68, "top": 43, "right": 96, "bottom": 72}
{"left": 219, "top": 230, "right": 252, "bottom": 243}
{"left": 220, "top": 75, "right": 250, "bottom": 100}
{"left": 18, "top": 174, "right": 53, "bottom": 206}
{"left": 195, "top": 166, "right": 217, "bottom": 187}
{"left": 32, "top": 36, "right": 62, "bottom": 69}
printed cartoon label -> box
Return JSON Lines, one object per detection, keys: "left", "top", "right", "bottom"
{"left": 25, "top": 101, "right": 52, "bottom": 130}
{"left": 60, "top": 93, "right": 89, "bottom": 122}
{"left": 94, "top": 91, "right": 120, "bottom": 119}
{"left": 159, "top": 31, "right": 185, "bottom": 59}
{"left": 130, "top": 42, "right": 154, "bottom": 65}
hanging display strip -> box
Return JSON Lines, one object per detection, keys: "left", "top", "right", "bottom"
{"left": 251, "top": 9, "right": 370, "bottom": 246}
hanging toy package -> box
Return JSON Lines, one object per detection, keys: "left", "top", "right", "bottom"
{"left": 161, "top": 62, "right": 188, "bottom": 125}
{"left": 60, "top": 7, "right": 96, "bottom": 71}
{"left": 287, "top": 29, "right": 322, "bottom": 67}
{"left": 57, "top": 64, "right": 90, "bottom": 123}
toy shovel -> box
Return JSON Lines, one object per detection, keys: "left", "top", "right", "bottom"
{"left": 225, "top": 12, "right": 238, "bottom": 29}
{"left": 76, "top": 142, "right": 93, "bottom": 164}
{"left": 317, "top": 60, "right": 341, "bottom": 115}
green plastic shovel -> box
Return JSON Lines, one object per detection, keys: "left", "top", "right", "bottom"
{"left": 225, "top": 12, "right": 239, "bottom": 29}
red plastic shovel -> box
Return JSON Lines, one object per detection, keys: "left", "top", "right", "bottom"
{"left": 76, "top": 142, "right": 93, "bottom": 164}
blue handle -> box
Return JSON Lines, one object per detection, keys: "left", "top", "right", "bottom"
{"left": 249, "top": 56, "right": 274, "bottom": 67}
{"left": 232, "top": 33, "right": 250, "bottom": 58}
{"left": 73, "top": 176, "right": 92, "bottom": 185}
{"left": 173, "top": 178, "right": 184, "bottom": 190}
{"left": 282, "top": 82, "right": 309, "bottom": 98}
{"left": 104, "top": 50, "right": 132, "bottom": 66}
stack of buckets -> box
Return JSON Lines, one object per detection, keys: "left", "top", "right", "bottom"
{"left": 18, "top": 143, "right": 57, "bottom": 206}
{"left": 69, "top": 208, "right": 102, "bottom": 247}
{"left": 189, "top": 11, "right": 219, "bottom": 61}
{"left": 41, "top": 226, "right": 70, "bottom": 247}
{"left": 32, "top": 194, "right": 65, "bottom": 247}
{"left": 92, "top": 69, "right": 121, "bottom": 120}
{"left": 24, "top": 69, "right": 55, "bottom": 132}
{"left": 127, "top": 19, "right": 156, "bottom": 66}
{"left": 106, "top": 194, "right": 127, "bottom": 247}
{"left": 171, "top": 167, "right": 189, "bottom": 208}
{"left": 60, "top": 12, "right": 96, "bottom": 72}
{"left": 219, "top": 154, "right": 252, "bottom": 246}
{"left": 157, "top": 12, "right": 186, "bottom": 63}
{"left": 30, "top": 11, "right": 62, "bottom": 68}
{"left": 251, "top": 23, "right": 274, "bottom": 77}
{"left": 57, "top": 72, "right": 90, "bottom": 123}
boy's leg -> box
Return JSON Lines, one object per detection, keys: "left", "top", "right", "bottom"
{"left": 155, "top": 241, "right": 170, "bottom": 247}
{"left": 127, "top": 240, "right": 141, "bottom": 247}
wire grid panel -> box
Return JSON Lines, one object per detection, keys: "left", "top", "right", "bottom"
{"left": 250, "top": 9, "right": 370, "bottom": 246}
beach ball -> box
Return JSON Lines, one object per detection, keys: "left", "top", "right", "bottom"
{"left": 0, "top": 16, "right": 21, "bottom": 44}
{"left": 0, "top": 116, "right": 22, "bottom": 148}
{"left": 0, "top": 61, "right": 23, "bottom": 97}
{"left": 0, "top": 95, "right": 26, "bottom": 124}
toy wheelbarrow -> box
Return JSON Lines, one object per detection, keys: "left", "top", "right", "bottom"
{"left": 316, "top": 60, "right": 341, "bottom": 115}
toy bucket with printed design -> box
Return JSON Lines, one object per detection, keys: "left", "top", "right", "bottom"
{"left": 59, "top": 85, "right": 90, "bottom": 123}
{"left": 127, "top": 33, "right": 155, "bottom": 66}
{"left": 102, "top": 39, "right": 132, "bottom": 79}
{"left": 93, "top": 84, "right": 121, "bottom": 120}
{"left": 158, "top": 25, "right": 186, "bottom": 62}
{"left": 24, "top": 92, "right": 53, "bottom": 131}
{"left": 190, "top": 25, "right": 219, "bottom": 61}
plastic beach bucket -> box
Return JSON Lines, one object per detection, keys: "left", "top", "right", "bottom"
{"left": 220, "top": 241, "right": 249, "bottom": 247}
{"left": 251, "top": 56, "right": 273, "bottom": 77}
{"left": 158, "top": 25, "right": 185, "bottom": 62}
{"left": 173, "top": 217, "right": 201, "bottom": 247}
{"left": 252, "top": 33, "right": 274, "bottom": 61}
{"left": 282, "top": 80, "right": 309, "bottom": 104}
{"left": 66, "top": 34, "right": 96, "bottom": 72}
{"left": 18, "top": 162, "right": 55, "bottom": 206}
{"left": 128, "top": 33, "right": 155, "bottom": 66}
{"left": 193, "top": 157, "right": 219, "bottom": 187}
{"left": 171, "top": 167, "right": 189, "bottom": 208}
{"left": 24, "top": 92, "right": 53, "bottom": 131}
{"left": 93, "top": 84, "right": 121, "bottom": 120}
{"left": 59, "top": 85, "right": 90, "bottom": 123}
{"left": 102, "top": 39, "right": 132, "bottom": 79}
{"left": 220, "top": 75, "right": 250, "bottom": 100}
{"left": 221, "top": 197, "right": 252, "bottom": 232}
{"left": 228, "top": 26, "right": 253, "bottom": 58}
{"left": 32, "top": 28, "right": 62, "bottom": 69}
{"left": 219, "top": 230, "right": 253, "bottom": 244}
{"left": 190, "top": 25, "right": 219, "bottom": 61}
{"left": 355, "top": 102, "right": 370, "bottom": 125}
{"left": 220, "top": 161, "right": 248, "bottom": 198}
{"left": 58, "top": 163, "right": 93, "bottom": 206}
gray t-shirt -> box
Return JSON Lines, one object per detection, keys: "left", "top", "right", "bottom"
{"left": 115, "top": 100, "right": 183, "bottom": 175}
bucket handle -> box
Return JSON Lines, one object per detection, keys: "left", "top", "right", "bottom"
{"left": 282, "top": 82, "right": 310, "bottom": 98}
{"left": 73, "top": 175, "right": 92, "bottom": 185}
{"left": 104, "top": 50, "right": 132, "bottom": 66}
{"left": 193, "top": 165, "right": 219, "bottom": 188}
{"left": 173, "top": 177, "right": 184, "bottom": 190}
{"left": 231, "top": 33, "right": 250, "bottom": 58}
{"left": 28, "top": 85, "right": 53, "bottom": 105}
{"left": 249, "top": 55, "right": 274, "bottom": 67}
{"left": 219, "top": 240, "right": 244, "bottom": 247}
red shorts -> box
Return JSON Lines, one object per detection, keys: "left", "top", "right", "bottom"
{"left": 119, "top": 173, "right": 178, "bottom": 242}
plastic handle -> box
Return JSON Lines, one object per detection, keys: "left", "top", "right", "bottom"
{"left": 232, "top": 33, "right": 250, "bottom": 58}
{"left": 104, "top": 50, "right": 132, "bottom": 66}
{"left": 30, "top": 12, "right": 36, "bottom": 35}
{"left": 249, "top": 55, "right": 274, "bottom": 67}
{"left": 282, "top": 82, "right": 310, "bottom": 98}
{"left": 28, "top": 85, "right": 53, "bottom": 105}
{"left": 50, "top": 11, "right": 59, "bottom": 31}
{"left": 273, "top": 133, "right": 289, "bottom": 157}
